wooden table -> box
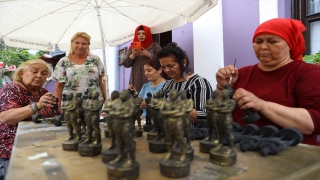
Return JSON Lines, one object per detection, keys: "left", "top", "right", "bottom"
{"left": 6, "top": 122, "right": 320, "bottom": 180}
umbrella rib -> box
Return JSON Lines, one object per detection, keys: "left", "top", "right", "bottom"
{"left": 50, "top": 0, "right": 95, "bottom": 8}
{"left": 56, "top": 0, "right": 93, "bottom": 44}
{"left": 4, "top": 0, "right": 85, "bottom": 36}
{"left": 118, "top": 0, "right": 183, "bottom": 16}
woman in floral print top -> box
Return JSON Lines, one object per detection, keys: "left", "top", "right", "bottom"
{"left": 0, "top": 59, "right": 55, "bottom": 177}
{"left": 52, "top": 32, "right": 107, "bottom": 113}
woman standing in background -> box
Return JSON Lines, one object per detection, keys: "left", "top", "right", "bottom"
{"left": 52, "top": 32, "right": 106, "bottom": 113}
{"left": 124, "top": 25, "right": 162, "bottom": 92}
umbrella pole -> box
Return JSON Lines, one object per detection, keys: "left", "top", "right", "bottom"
{"left": 95, "top": 0, "right": 109, "bottom": 100}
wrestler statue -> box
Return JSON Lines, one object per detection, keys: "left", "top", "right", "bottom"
{"left": 171, "top": 90, "right": 194, "bottom": 160}
{"left": 107, "top": 90, "right": 139, "bottom": 180}
{"left": 103, "top": 91, "right": 120, "bottom": 149}
{"left": 210, "top": 85, "right": 237, "bottom": 166}
{"left": 132, "top": 91, "right": 143, "bottom": 132}
{"left": 61, "top": 92, "right": 81, "bottom": 151}
{"left": 147, "top": 91, "right": 159, "bottom": 140}
{"left": 78, "top": 91, "right": 103, "bottom": 156}
{"left": 143, "top": 92, "right": 154, "bottom": 132}
{"left": 75, "top": 92, "right": 86, "bottom": 133}
{"left": 148, "top": 90, "right": 167, "bottom": 153}
{"left": 82, "top": 91, "right": 103, "bottom": 145}
{"left": 200, "top": 90, "right": 221, "bottom": 153}
{"left": 101, "top": 91, "right": 121, "bottom": 163}
{"left": 159, "top": 89, "right": 190, "bottom": 178}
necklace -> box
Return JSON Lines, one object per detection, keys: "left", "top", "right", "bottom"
{"left": 21, "top": 81, "right": 39, "bottom": 95}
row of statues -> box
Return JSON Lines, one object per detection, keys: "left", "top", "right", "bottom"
{"left": 59, "top": 84, "right": 238, "bottom": 179}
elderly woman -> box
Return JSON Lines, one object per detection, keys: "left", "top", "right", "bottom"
{"left": 216, "top": 18, "right": 320, "bottom": 146}
{"left": 124, "top": 25, "right": 162, "bottom": 92}
{"left": 0, "top": 59, "right": 56, "bottom": 178}
{"left": 158, "top": 42, "right": 213, "bottom": 124}
{"left": 52, "top": 32, "right": 107, "bottom": 113}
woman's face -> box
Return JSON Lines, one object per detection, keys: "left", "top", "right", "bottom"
{"left": 253, "top": 34, "right": 291, "bottom": 67}
{"left": 20, "top": 64, "right": 49, "bottom": 88}
{"left": 72, "top": 37, "right": 89, "bottom": 55}
{"left": 144, "top": 64, "right": 162, "bottom": 82}
{"left": 137, "top": 30, "right": 146, "bottom": 42}
{"left": 160, "top": 56, "right": 182, "bottom": 80}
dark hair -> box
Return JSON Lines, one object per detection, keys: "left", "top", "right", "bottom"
{"left": 138, "top": 25, "right": 144, "bottom": 31}
{"left": 157, "top": 42, "right": 193, "bottom": 78}
{"left": 144, "top": 58, "right": 169, "bottom": 79}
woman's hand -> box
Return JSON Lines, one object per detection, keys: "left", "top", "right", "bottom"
{"left": 216, "top": 65, "right": 238, "bottom": 88}
{"left": 140, "top": 99, "right": 147, "bottom": 109}
{"left": 127, "top": 84, "right": 136, "bottom": 91}
{"left": 36, "top": 92, "right": 57, "bottom": 110}
{"left": 233, "top": 88, "right": 266, "bottom": 111}
{"left": 129, "top": 48, "right": 140, "bottom": 59}
{"left": 140, "top": 48, "right": 152, "bottom": 58}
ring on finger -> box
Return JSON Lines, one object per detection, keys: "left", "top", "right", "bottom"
{"left": 42, "top": 99, "right": 47, "bottom": 103}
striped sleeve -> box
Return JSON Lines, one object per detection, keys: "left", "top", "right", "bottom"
{"left": 189, "top": 75, "right": 213, "bottom": 119}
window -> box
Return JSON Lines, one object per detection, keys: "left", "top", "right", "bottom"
{"left": 292, "top": 0, "right": 320, "bottom": 55}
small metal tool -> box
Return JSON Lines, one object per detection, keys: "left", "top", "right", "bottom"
{"left": 229, "top": 59, "right": 237, "bottom": 85}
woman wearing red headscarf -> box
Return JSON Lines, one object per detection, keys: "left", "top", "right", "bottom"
{"left": 123, "top": 25, "right": 162, "bottom": 92}
{"left": 216, "top": 18, "right": 320, "bottom": 146}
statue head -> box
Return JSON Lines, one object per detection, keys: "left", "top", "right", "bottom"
{"left": 133, "top": 91, "right": 139, "bottom": 98}
{"left": 119, "top": 90, "right": 130, "bottom": 102}
{"left": 111, "top": 90, "right": 120, "bottom": 100}
{"left": 179, "top": 90, "right": 186, "bottom": 99}
{"left": 169, "top": 89, "right": 178, "bottom": 101}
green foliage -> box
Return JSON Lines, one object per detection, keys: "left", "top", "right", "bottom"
{"left": 0, "top": 39, "right": 49, "bottom": 76}
{"left": 303, "top": 51, "right": 320, "bottom": 64}
{"left": 0, "top": 39, "right": 48, "bottom": 67}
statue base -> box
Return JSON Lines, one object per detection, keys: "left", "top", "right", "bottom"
{"left": 133, "top": 129, "right": 143, "bottom": 138}
{"left": 172, "top": 145, "right": 194, "bottom": 161}
{"left": 78, "top": 143, "right": 102, "bottom": 156}
{"left": 199, "top": 139, "right": 219, "bottom": 153}
{"left": 159, "top": 157, "right": 190, "bottom": 178}
{"left": 143, "top": 124, "right": 154, "bottom": 132}
{"left": 101, "top": 148, "right": 117, "bottom": 164}
{"left": 209, "top": 146, "right": 237, "bottom": 166}
{"left": 146, "top": 131, "right": 158, "bottom": 140}
{"left": 107, "top": 161, "right": 139, "bottom": 180}
{"left": 62, "top": 140, "right": 79, "bottom": 151}
{"left": 149, "top": 140, "right": 167, "bottom": 153}
{"left": 104, "top": 129, "right": 110, "bottom": 138}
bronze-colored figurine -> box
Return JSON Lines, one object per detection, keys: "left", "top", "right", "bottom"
{"left": 75, "top": 92, "right": 86, "bottom": 134}
{"left": 132, "top": 91, "right": 143, "bottom": 137}
{"left": 148, "top": 90, "right": 167, "bottom": 153}
{"left": 159, "top": 89, "right": 190, "bottom": 178}
{"left": 172, "top": 90, "right": 194, "bottom": 161}
{"left": 78, "top": 91, "right": 103, "bottom": 156}
{"left": 210, "top": 85, "right": 237, "bottom": 166}
{"left": 107, "top": 90, "right": 139, "bottom": 180}
{"left": 143, "top": 92, "right": 154, "bottom": 132}
{"left": 200, "top": 90, "right": 220, "bottom": 153}
{"left": 61, "top": 93, "right": 82, "bottom": 151}
{"left": 146, "top": 91, "right": 158, "bottom": 141}
{"left": 82, "top": 92, "right": 93, "bottom": 139}
{"left": 101, "top": 91, "right": 121, "bottom": 163}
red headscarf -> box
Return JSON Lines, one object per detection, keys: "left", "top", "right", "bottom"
{"left": 252, "top": 18, "right": 306, "bottom": 60}
{"left": 129, "top": 25, "right": 153, "bottom": 49}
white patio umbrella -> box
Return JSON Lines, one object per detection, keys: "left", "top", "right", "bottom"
{"left": 0, "top": 0, "right": 218, "bottom": 97}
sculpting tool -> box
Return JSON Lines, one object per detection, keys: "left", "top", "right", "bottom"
{"left": 229, "top": 59, "right": 236, "bottom": 85}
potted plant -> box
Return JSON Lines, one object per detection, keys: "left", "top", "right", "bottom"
{"left": 303, "top": 51, "right": 320, "bottom": 65}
